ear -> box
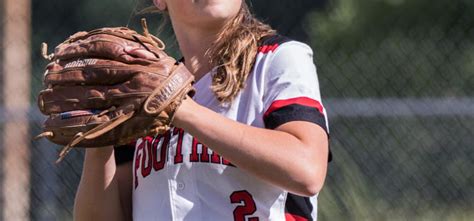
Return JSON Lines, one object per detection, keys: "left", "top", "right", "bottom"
{"left": 153, "top": 0, "right": 167, "bottom": 11}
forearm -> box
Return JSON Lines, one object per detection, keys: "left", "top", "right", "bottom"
{"left": 74, "top": 147, "right": 125, "bottom": 221}
{"left": 173, "top": 99, "right": 328, "bottom": 196}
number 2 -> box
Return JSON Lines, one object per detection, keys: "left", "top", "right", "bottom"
{"left": 230, "top": 190, "right": 259, "bottom": 221}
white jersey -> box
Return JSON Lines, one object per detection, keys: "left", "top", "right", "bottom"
{"left": 132, "top": 35, "right": 329, "bottom": 221}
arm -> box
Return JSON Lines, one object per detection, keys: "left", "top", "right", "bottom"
{"left": 173, "top": 99, "right": 329, "bottom": 196}
{"left": 115, "top": 161, "right": 133, "bottom": 220}
{"left": 126, "top": 41, "right": 329, "bottom": 196}
{"left": 73, "top": 147, "right": 132, "bottom": 221}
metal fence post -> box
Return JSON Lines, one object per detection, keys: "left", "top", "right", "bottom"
{"left": 1, "top": 0, "right": 31, "bottom": 220}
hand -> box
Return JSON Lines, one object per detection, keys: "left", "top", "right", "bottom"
{"left": 37, "top": 26, "right": 194, "bottom": 162}
{"left": 124, "top": 46, "right": 195, "bottom": 128}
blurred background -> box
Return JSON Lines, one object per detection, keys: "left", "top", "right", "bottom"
{"left": 0, "top": 0, "right": 473, "bottom": 220}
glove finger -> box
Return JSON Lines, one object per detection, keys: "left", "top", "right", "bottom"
{"left": 42, "top": 111, "right": 165, "bottom": 147}
{"left": 42, "top": 110, "right": 109, "bottom": 146}
{"left": 54, "top": 33, "right": 167, "bottom": 65}
{"left": 44, "top": 58, "right": 176, "bottom": 86}
{"left": 42, "top": 108, "right": 132, "bottom": 146}
{"left": 38, "top": 88, "right": 144, "bottom": 114}
{"left": 38, "top": 73, "right": 161, "bottom": 114}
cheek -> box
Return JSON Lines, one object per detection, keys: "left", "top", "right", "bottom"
{"left": 165, "top": 0, "right": 195, "bottom": 19}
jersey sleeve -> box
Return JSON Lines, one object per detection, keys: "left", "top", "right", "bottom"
{"left": 262, "top": 41, "right": 329, "bottom": 134}
{"left": 114, "top": 143, "right": 136, "bottom": 165}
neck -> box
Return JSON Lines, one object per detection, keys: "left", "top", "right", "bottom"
{"left": 172, "top": 22, "right": 222, "bottom": 81}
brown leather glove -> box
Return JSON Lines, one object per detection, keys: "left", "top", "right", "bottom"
{"left": 37, "top": 19, "right": 194, "bottom": 162}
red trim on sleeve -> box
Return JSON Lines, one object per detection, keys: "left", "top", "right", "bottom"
{"left": 264, "top": 97, "right": 324, "bottom": 119}
{"left": 285, "top": 213, "right": 309, "bottom": 221}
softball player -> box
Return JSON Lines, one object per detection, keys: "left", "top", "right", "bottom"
{"left": 74, "top": 1, "right": 330, "bottom": 220}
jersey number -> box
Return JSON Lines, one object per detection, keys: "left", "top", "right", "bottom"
{"left": 230, "top": 190, "right": 259, "bottom": 221}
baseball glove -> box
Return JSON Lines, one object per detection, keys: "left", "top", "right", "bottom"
{"left": 36, "top": 19, "right": 195, "bottom": 163}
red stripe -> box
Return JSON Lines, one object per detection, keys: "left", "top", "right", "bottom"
{"left": 258, "top": 43, "right": 279, "bottom": 53}
{"left": 264, "top": 97, "right": 324, "bottom": 119}
{"left": 285, "top": 213, "right": 308, "bottom": 221}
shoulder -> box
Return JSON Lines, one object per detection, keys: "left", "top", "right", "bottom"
{"left": 255, "top": 35, "right": 316, "bottom": 78}
{"left": 257, "top": 34, "right": 314, "bottom": 58}
{"left": 255, "top": 35, "right": 317, "bottom": 84}
{"left": 246, "top": 34, "right": 320, "bottom": 107}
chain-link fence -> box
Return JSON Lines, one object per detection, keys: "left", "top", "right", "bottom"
{"left": 0, "top": 0, "right": 473, "bottom": 220}
{"left": 309, "top": 1, "right": 474, "bottom": 220}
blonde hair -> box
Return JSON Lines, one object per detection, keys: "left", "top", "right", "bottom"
{"left": 207, "top": 3, "right": 275, "bottom": 102}
{"left": 142, "top": 2, "right": 276, "bottom": 103}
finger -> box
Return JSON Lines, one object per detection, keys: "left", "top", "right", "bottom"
{"left": 125, "top": 46, "right": 157, "bottom": 60}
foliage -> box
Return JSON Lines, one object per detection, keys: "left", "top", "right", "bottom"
{"left": 307, "top": 0, "right": 474, "bottom": 97}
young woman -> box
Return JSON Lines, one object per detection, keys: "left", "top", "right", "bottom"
{"left": 73, "top": 0, "right": 330, "bottom": 220}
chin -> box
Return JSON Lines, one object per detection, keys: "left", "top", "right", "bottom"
{"left": 198, "top": 0, "right": 242, "bottom": 22}
{"left": 170, "top": 0, "right": 242, "bottom": 29}
{"left": 202, "top": 9, "right": 233, "bottom": 21}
